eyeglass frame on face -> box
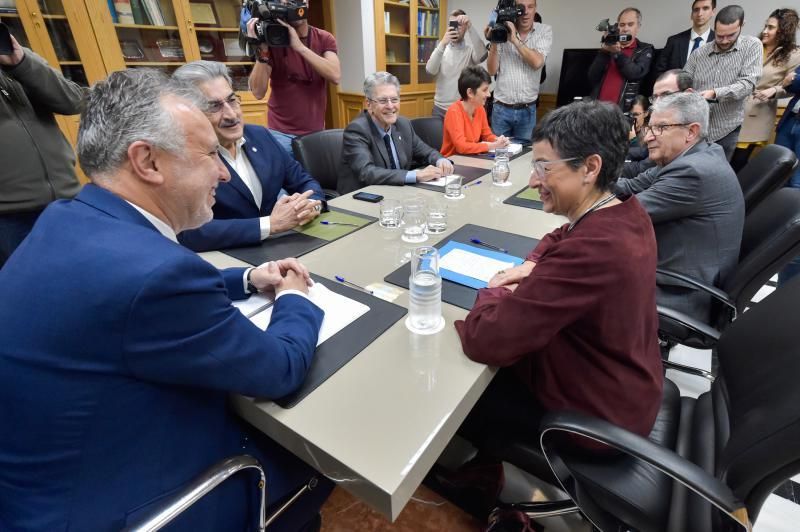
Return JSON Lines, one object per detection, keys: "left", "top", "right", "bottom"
{"left": 368, "top": 96, "right": 401, "bottom": 106}
{"left": 206, "top": 92, "right": 241, "bottom": 114}
{"left": 642, "top": 123, "right": 691, "bottom": 137}
{"left": 649, "top": 91, "right": 678, "bottom": 103}
{"left": 530, "top": 157, "right": 582, "bottom": 177}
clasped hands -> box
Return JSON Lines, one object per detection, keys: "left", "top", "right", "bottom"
{"left": 271, "top": 190, "right": 322, "bottom": 233}
{"left": 249, "top": 258, "right": 314, "bottom": 295}
{"left": 416, "top": 159, "right": 455, "bottom": 183}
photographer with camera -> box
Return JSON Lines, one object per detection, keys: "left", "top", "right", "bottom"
{"left": 485, "top": 0, "right": 552, "bottom": 144}
{"left": 243, "top": 0, "right": 340, "bottom": 155}
{"left": 587, "top": 7, "right": 654, "bottom": 113}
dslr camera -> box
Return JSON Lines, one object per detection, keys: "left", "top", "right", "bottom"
{"left": 488, "top": 0, "right": 524, "bottom": 43}
{"left": 243, "top": 0, "right": 308, "bottom": 47}
{"left": 596, "top": 18, "right": 632, "bottom": 46}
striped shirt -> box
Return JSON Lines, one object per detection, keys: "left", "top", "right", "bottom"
{"left": 683, "top": 35, "right": 762, "bottom": 141}
{"left": 493, "top": 22, "right": 552, "bottom": 105}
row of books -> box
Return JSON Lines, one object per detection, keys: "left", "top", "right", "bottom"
{"left": 109, "top": 0, "right": 167, "bottom": 26}
{"left": 416, "top": 11, "right": 439, "bottom": 37}
{"left": 418, "top": 0, "right": 439, "bottom": 7}
{"left": 417, "top": 39, "right": 437, "bottom": 63}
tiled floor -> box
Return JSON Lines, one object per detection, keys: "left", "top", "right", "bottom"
{"left": 321, "top": 278, "right": 800, "bottom": 531}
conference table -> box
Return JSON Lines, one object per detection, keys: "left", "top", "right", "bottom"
{"left": 202, "top": 150, "right": 565, "bottom": 521}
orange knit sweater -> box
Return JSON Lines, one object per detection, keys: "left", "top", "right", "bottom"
{"left": 441, "top": 101, "right": 497, "bottom": 157}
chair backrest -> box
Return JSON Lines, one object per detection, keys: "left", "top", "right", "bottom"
{"left": 410, "top": 117, "right": 444, "bottom": 153}
{"left": 715, "top": 275, "right": 800, "bottom": 521}
{"left": 723, "top": 187, "right": 800, "bottom": 312}
{"left": 291, "top": 129, "right": 345, "bottom": 194}
{"left": 736, "top": 144, "right": 798, "bottom": 215}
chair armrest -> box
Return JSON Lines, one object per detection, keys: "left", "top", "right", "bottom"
{"left": 656, "top": 268, "right": 737, "bottom": 319}
{"left": 539, "top": 412, "right": 751, "bottom": 531}
{"left": 658, "top": 304, "right": 722, "bottom": 343}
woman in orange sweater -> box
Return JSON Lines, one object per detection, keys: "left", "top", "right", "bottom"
{"left": 440, "top": 66, "right": 509, "bottom": 157}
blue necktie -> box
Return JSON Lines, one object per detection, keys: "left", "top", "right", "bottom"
{"left": 691, "top": 36, "right": 703, "bottom": 53}
{"left": 383, "top": 134, "right": 397, "bottom": 169}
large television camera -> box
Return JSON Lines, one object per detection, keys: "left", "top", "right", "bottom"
{"left": 596, "top": 18, "right": 632, "bottom": 46}
{"left": 243, "top": 0, "right": 308, "bottom": 48}
{"left": 488, "top": 0, "right": 524, "bottom": 44}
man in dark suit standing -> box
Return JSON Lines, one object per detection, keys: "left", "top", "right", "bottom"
{"left": 173, "top": 61, "right": 325, "bottom": 252}
{"left": 0, "top": 69, "right": 332, "bottom": 531}
{"left": 654, "top": 0, "right": 716, "bottom": 77}
{"left": 340, "top": 71, "right": 454, "bottom": 194}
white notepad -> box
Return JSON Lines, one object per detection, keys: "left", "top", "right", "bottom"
{"left": 439, "top": 248, "right": 516, "bottom": 283}
{"left": 489, "top": 143, "right": 523, "bottom": 155}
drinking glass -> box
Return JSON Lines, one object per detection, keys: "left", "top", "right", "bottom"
{"left": 425, "top": 200, "right": 447, "bottom": 234}
{"left": 379, "top": 198, "right": 402, "bottom": 228}
{"left": 401, "top": 197, "right": 428, "bottom": 243}
{"left": 444, "top": 174, "right": 463, "bottom": 199}
{"left": 407, "top": 246, "right": 443, "bottom": 334}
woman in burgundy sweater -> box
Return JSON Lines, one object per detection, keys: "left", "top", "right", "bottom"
{"left": 456, "top": 100, "right": 663, "bottom": 443}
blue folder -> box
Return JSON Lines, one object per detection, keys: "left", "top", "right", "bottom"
{"left": 438, "top": 241, "right": 524, "bottom": 289}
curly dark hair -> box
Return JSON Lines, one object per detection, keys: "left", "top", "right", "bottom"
{"left": 768, "top": 8, "right": 799, "bottom": 66}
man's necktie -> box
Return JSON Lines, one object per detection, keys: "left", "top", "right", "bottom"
{"left": 383, "top": 134, "right": 397, "bottom": 169}
{"left": 691, "top": 36, "right": 703, "bottom": 53}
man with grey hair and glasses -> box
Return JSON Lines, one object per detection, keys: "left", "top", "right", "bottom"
{"left": 616, "top": 92, "right": 744, "bottom": 322}
{"left": 0, "top": 69, "right": 333, "bottom": 531}
{"left": 340, "top": 71, "right": 453, "bottom": 194}
{"left": 173, "top": 60, "right": 324, "bottom": 252}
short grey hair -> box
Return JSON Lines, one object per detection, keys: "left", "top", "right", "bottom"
{"left": 618, "top": 7, "right": 642, "bottom": 24}
{"left": 651, "top": 92, "right": 709, "bottom": 138}
{"left": 363, "top": 71, "right": 400, "bottom": 100}
{"left": 77, "top": 69, "right": 207, "bottom": 180}
{"left": 172, "top": 60, "right": 233, "bottom": 88}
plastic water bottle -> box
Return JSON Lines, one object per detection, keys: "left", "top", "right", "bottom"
{"left": 407, "top": 246, "right": 443, "bottom": 333}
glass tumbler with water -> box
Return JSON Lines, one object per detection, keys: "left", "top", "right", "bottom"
{"left": 444, "top": 174, "right": 463, "bottom": 199}
{"left": 425, "top": 200, "right": 447, "bottom": 234}
{"left": 491, "top": 148, "right": 511, "bottom": 187}
{"left": 401, "top": 197, "right": 428, "bottom": 243}
{"left": 379, "top": 198, "right": 402, "bottom": 228}
{"left": 407, "top": 246, "right": 443, "bottom": 333}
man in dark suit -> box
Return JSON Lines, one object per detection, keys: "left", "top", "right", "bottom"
{"left": 0, "top": 69, "right": 332, "bottom": 531}
{"left": 340, "top": 71, "right": 454, "bottom": 194}
{"left": 173, "top": 61, "right": 325, "bottom": 252}
{"left": 654, "top": 0, "right": 716, "bottom": 77}
{"left": 616, "top": 91, "right": 744, "bottom": 322}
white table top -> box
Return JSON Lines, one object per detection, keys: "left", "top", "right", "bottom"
{"left": 202, "top": 151, "right": 566, "bottom": 521}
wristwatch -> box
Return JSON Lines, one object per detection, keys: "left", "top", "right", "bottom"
{"left": 255, "top": 46, "right": 272, "bottom": 65}
{"left": 246, "top": 268, "right": 259, "bottom": 294}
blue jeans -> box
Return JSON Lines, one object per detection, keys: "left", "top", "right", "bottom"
{"left": 776, "top": 113, "right": 800, "bottom": 286}
{"left": 0, "top": 210, "right": 42, "bottom": 269}
{"left": 268, "top": 128, "right": 297, "bottom": 158}
{"left": 490, "top": 103, "right": 536, "bottom": 145}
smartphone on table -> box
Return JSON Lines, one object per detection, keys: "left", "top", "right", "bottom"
{"left": 353, "top": 192, "right": 384, "bottom": 203}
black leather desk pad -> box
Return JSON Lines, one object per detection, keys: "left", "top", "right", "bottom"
{"left": 462, "top": 146, "right": 532, "bottom": 162}
{"left": 412, "top": 164, "right": 489, "bottom": 192}
{"left": 222, "top": 207, "right": 377, "bottom": 266}
{"left": 503, "top": 185, "right": 544, "bottom": 211}
{"left": 383, "top": 224, "right": 539, "bottom": 310}
{"left": 272, "top": 274, "right": 407, "bottom": 408}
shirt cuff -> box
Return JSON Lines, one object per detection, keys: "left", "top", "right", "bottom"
{"left": 275, "top": 289, "right": 311, "bottom": 302}
{"left": 243, "top": 267, "right": 254, "bottom": 294}
{"left": 405, "top": 170, "right": 417, "bottom": 183}
{"left": 259, "top": 216, "right": 271, "bottom": 240}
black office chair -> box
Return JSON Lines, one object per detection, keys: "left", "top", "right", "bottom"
{"left": 736, "top": 144, "right": 798, "bottom": 215}
{"left": 657, "top": 187, "right": 800, "bottom": 353}
{"left": 291, "top": 129, "right": 345, "bottom": 200}
{"left": 410, "top": 117, "right": 444, "bottom": 152}
{"left": 486, "top": 275, "right": 800, "bottom": 532}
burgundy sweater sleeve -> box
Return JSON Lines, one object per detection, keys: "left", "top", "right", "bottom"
{"left": 526, "top": 225, "right": 565, "bottom": 262}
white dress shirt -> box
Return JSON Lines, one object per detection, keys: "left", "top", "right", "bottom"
{"left": 219, "top": 138, "right": 272, "bottom": 239}
{"left": 687, "top": 28, "right": 712, "bottom": 62}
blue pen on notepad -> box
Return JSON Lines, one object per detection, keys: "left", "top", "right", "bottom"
{"left": 335, "top": 276, "right": 374, "bottom": 294}
{"left": 320, "top": 220, "right": 360, "bottom": 227}
{"left": 470, "top": 238, "right": 508, "bottom": 254}
{"left": 464, "top": 180, "right": 482, "bottom": 189}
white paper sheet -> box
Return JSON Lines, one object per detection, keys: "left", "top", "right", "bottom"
{"left": 489, "top": 143, "right": 523, "bottom": 155}
{"left": 439, "top": 248, "right": 515, "bottom": 283}
{"left": 232, "top": 293, "right": 274, "bottom": 318}
{"left": 422, "top": 175, "right": 454, "bottom": 188}
{"left": 248, "top": 283, "right": 370, "bottom": 346}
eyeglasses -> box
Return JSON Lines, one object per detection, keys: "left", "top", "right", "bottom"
{"left": 531, "top": 157, "right": 581, "bottom": 177}
{"left": 206, "top": 93, "right": 241, "bottom": 114}
{"left": 642, "top": 123, "right": 690, "bottom": 137}
{"left": 368, "top": 97, "right": 400, "bottom": 106}
{"left": 649, "top": 91, "right": 677, "bottom": 103}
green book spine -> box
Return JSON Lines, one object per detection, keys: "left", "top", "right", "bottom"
{"left": 130, "top": 0, "right": 151, "bottom": 25}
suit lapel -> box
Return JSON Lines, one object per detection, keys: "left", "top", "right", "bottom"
{"left": 220, "top": 156, "right": 258, "bottom": 209}
{"left": 678, "top": 30, "right": 690, "bottom": 60}
{"left": 391, "top": 126, "right": 408, "bottom": 170}
{"left": 366, "top": 112, "right": 394, "bottom": 168}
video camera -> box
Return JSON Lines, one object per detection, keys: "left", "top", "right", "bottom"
{"left": 243, "top": 0, "right": 308, "bottom": 48}
{"left": 488, "top": 0, "right": 524, "bottom": 44}
{"left": 596, "top": 18, "right": 632, "bottom": 46}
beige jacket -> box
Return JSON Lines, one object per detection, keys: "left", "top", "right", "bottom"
{"left": 739, "top": 47, "right": 800, "bottom": 143}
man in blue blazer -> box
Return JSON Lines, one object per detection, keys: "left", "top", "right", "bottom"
{"left": 0, "top": 70, "right": 331, "bottom": 531}
{"left": 174, "top": 61, "right": 325, "bottom": 252}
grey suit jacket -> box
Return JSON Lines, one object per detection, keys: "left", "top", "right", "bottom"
{"left": 339, "top": 111, "right": 443, "bottom": 194}
{"left": 616, "top": 142, "right": 744, "bottom": 321}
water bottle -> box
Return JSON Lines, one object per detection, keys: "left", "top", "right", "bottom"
{"left": 407, "top": 246, "right": 443, "bottom": 334}
{"left": 491, "top": 148, "right": 511, "bottom": 187}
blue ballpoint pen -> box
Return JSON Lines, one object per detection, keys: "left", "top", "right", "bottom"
{"left": 335, "top": 275, "right": 374, "bottom": 294}
{"left": 464, "top": 180, "right": 482, "bottom": 188}
{"left": 321, "top": 220, "right": 360, "bottom": 227}
{"left": 470, "top": 238, "right": 508, "bottom": 254}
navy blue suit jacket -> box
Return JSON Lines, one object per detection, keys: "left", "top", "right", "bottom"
{"left": 179, "top": 125, "right": 324, "bottom": 252}
{"left": 0, "top": 184, "right": 324, "bottom": 531}
{"left": 777, "top": 65, "right": 800, "bottom": 130}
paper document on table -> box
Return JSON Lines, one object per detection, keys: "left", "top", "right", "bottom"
{"left": 489, "top": 143, "right": 523, "bottom": 155}
{"left": 233, "top": 293, "right": 274, "bottom": 318}
{"left": 249, "top": 282, "right": 370, "bottom": 346}
{"left": 439, "top": 248, "right": 516, "bottom": 283}
{"left": 422, "top": 176, "right": 448, "bottom": 188}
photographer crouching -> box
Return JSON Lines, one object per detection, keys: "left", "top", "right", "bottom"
{"left": 588, "top": 7, "right": 654, "bottom": 112}
{"left": 485, "top": 0, "right": 552, "bottom": 144}
{"left": 243, "top": 0, "right": 340, "bottom": 154}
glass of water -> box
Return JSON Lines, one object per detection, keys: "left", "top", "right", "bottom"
{"left": 444, "top": 174, "right": 463, "bottom": 199}
{"left": 379, "top": 198, "right": 402, "bottom": 228}
{"left": 425, "top": 200, "right": 447, "bottom": 234}
{"left": 407, "top": 246, "right": 443, "bottom": 334}
{"left": 401, "top": 197, "right": 428, "bottom": 243}
{"left": 492, "top": 149, "right": 512, "bottom": 187}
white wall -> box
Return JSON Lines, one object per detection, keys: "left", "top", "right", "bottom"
{"left": 445, "top": 0, "right": 784, "bottom": 93}
{"left": 334, "top": 0, "right": 376, "bottom": 93}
